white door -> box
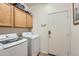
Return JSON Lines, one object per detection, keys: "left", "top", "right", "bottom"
{"left": 48, "top": 11, "right": 69, "bottom": 56}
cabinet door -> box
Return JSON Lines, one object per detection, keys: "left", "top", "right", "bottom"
{"left": 26, "top": 13, "right": 33, "bottom": 27}
{"left": 0, "top": 4, "right": 12, "bottom": 26}
{"left": 15, "top": 7, "right": 27, "bottom": 27}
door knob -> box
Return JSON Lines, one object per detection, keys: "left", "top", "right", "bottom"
{"left": 48, "top": 30, "right": 51, "bottom": 35}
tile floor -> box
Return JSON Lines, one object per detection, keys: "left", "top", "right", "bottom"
{"left": 38, "top": 52, "right": 49, "bottom": 56}
{"left": 38, "top": 52, "right": 56, "bottom": 56}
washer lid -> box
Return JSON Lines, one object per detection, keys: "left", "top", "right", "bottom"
{"left": 1, "top": 38, "right": 27, "bottom": 49}
{"left": 22, "top": 32, "right": 40, "bottom": 39}
{"left": 22, "top": 34, "right": 39, "bottom": 39}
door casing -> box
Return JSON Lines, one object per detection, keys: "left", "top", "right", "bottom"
{"left": 48, "top": 11, "right": 71, "bottom": 56}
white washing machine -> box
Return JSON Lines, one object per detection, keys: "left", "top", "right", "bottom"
{"left": 0, "top": 33, "right": 28, "bottom": 56}
{"left": 22, "top": 32, "right": 40, "bottom": 56}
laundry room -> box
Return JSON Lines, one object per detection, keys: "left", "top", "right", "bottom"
{"left": 0, "top": 2, "right": 79, "bottom": 56}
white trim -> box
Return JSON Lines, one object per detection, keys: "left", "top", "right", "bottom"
{"left": 48, "top": 11, "right": 71, "bottom": 55}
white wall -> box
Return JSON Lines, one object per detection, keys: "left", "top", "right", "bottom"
{"left": 30, "top": 4, "right": 48, "bottom": 53}
{"left": 30, "top": 3, "right": 71, "bottom": 54}
{"left": 71, "top": 6, "right": 79, "bottom": 55}
{"left": 30, "top": 3, "right": 79, "bottom": 55}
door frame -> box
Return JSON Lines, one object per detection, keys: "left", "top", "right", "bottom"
{"left": 47, "top": 10, "right": 71, "bottom": 56}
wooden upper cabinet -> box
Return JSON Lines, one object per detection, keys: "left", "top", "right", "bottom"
{"left": 0, "top": 4, "right": 13, "bottom": 26}
{"left": 26, "top": 13, "right": 33, "bottom": 28}
{"left": 0, "top": 3, "right": 33, "bottom": 28}
{"left": 14, "top": 7, "right": 27, "bottom": 27}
